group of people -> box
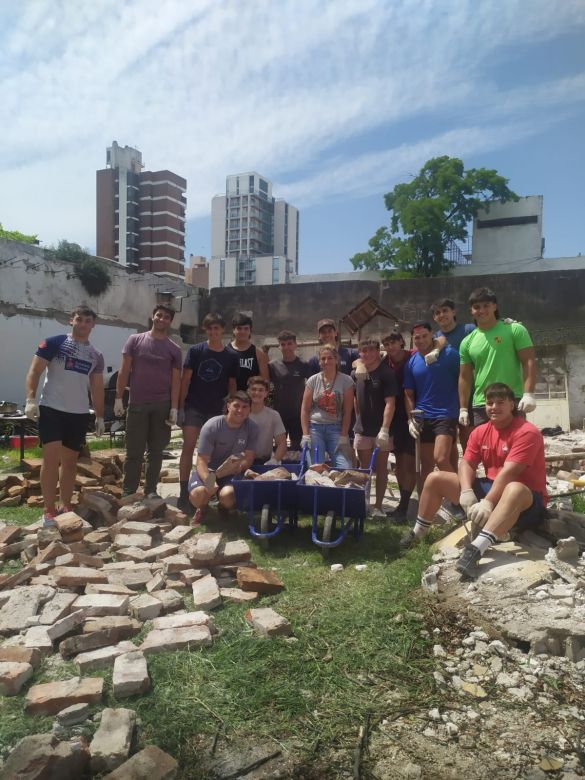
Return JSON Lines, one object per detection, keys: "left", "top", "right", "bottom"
{"left": 24, "top": 285, "right": 548, "bottom": 579}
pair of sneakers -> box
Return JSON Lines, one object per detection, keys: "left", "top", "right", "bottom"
{"left": 41, "top": 506, "right": 71, "bottom": 529}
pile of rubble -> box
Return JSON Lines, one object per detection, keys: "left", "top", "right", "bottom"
{"left": 0, "top": 491, "right": 293, "bottom": 777}
{"left": 0, "top": 449, "right": 182, "bottom": 508}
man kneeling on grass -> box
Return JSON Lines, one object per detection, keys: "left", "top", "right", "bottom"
{"left": 188, "top": 391, "right": 258, "bottom": 526}
{"left": 400, "top": 382, "right": 547, "bottom": 579}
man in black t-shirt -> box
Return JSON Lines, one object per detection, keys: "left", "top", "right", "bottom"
{"left": 352, "top": 338, "right": 397, "bottom": 518}
{"left": 308, "top": 319, "right": 359, "bottom": 376}
{"left": 225, "top": 312, "right": 269, "bottom": 391}
{"left": 269, "top": 330, "right": 311, "bottom": 450}
{"left": 177, "top": 313, "right": 238, "bottom": 513}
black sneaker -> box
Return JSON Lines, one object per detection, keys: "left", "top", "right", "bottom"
{"left": 177, "top": 496, "right": 195, "bottom": 516}
{"left": 387, "top": 507, "right": 409, "bottom": 524}
{"left": 399, "top": 529, "right": 417, "bottom": 550}
{"left": 455, "top": 544, "right": 482, "bottom": 579}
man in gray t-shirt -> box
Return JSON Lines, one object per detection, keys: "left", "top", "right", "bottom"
{"left": 188, "top": 391, "right": 258, "bottom": 524}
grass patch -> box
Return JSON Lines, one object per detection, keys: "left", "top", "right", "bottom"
{"left": 572, "top": 494, "right": 585, "bottom": 514}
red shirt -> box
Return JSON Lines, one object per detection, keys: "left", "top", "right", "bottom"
{"left": 463, "top": 416, "right": 548, "bottom": 504}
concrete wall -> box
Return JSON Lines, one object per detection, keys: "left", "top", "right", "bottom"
{"left": 471, "top": 195, "right": 543, "bottom": 267}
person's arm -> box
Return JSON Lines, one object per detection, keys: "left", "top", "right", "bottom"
{"left": 115, "top": 355, "right": 133, "bottom": 399}
{"left": 458, "top": 458, "right": 477, "bottom": 491}
{"left": 482, "top": 461, "right": 527, "bottom": 507}
{"left": 195, "top": 452, "right": 217, "bottom": 496}
{"left": 301, "top": 385, "right": 313, "bottom": 436}
{"left": 89, "top": 372, "right": 105, "bottom": 418}
{"left": 273, "top": 432, "right": 287, "bottom": 461}
{"left": 170, "top": 367, "right": 181, "bottom": 410}
{"left": 25, "top": 356, "right": 49, "bottom": 401}
{"left": 228, "top": 377, "right": 237, "bottom": 395}
{"left": 340, "top": 385, "right": 354, "bottom": 437}
{"left": 179, "top": 368, "right": 192, "bottom": 409}
{"left": 382, "top": 396, "right": 395, "bottom": 430}
{"left": 458, "top": 363, "right": 473, "bottom": 409}
{"left": 404, "top": 388, "right": 416, "bottom": 417}
{"left": 517, "top": 346, "right": 536, "bottom": 394}
{"left": 240, "top": 448, "right": 256, "bottom": 472}
{"left": 256, "top": 347, "right": 269, "bottom": 381}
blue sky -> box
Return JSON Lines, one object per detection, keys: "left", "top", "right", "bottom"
{"left": 1, "top": 1, "right": 584, "bottom": 275}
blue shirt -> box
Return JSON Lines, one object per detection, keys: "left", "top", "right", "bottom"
{"left": 184, "top": 342, "right": 238, "bottom": 415}
{"left": 435, "top": 323, "right": 475, "bottom": 352}
{"left": 403, "top": 346, "right": 460, "bottom": 419}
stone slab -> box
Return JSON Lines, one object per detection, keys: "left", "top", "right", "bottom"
{"left": 51, "top": 566, "right": 108, "bottom": 587}
{"left": 0, "top": 732, "right": 90, "bottom": 780}
{"left": 150, "top": 611, "right": 212, "bottom": 630}
{"left": 75, "top": 641, "right": 137, "bottom": 673}
{"left": 113, "top": 650, "right": 150, "bottom": 698}
{"left": 0, "top": 645, "right": 41, "bottom": 668}
{"left": 150, "top": 589, "right": 183, "bottom": 613}
{"left": 220, "top": 587, "right": 259, "bottom": 603}
{"left": 140, "top": 624, "right": 213, "bottom": 654}
{"left": 90, "top": 707, "right": 137, "bottom": 773}
{"left": 237, "top": 567, "right": 284, "bottom": 594}
{"left": 163, "top": 525, "right": 193, "bottom": 544}
{"left": 83, "top": 616, "right": 142, "bottom": 641}
{"left": 46, "top": 609, "right": 86, "bottom": 641}
{"left": 129, "top": 593, "right": 163, "bottom": 621}
{"left": 245, "top": 607, "right": 292, "bottom": 637}
{"left": 192, "top": 574, "right": 222, "bottom": 610}
{"left": 0, "top": 660, "right": 33, "bottom": 695}
{"left": 25, "top": 676, "right": 104, "bottom": 715}
{"left": 101, "top": 745, "right": 178, "bottom": 779}
{"left": 38, "top": 592, "right": 78, "bottom": 625}
{"left": 180, "top": 532, "right": 223, "bottom": 565}
{"left": 73, "top": 594, "right": 129, "bottom": 617}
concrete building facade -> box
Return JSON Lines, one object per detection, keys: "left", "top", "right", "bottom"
{"left": 96, "top": 141, "right": 187, "bottom": 277}
{"left": 470, "top": 195, "right": 544, "bottom": 268}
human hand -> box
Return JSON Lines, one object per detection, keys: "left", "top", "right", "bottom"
{"left": 95, "top": 417, "right": 105, "bottom": 437}
{"left": 25, "top": 399, "right": 39, "bottom": 421}
{"left": 301, "top": 435, "right": 312, "bottom": 450}
{"left": 375, "top": 427, "right": 390, "bottom": 448}
{"left": 166, "top": 408, "right": 178, "bottom": 427}
{"left": 458, "top": 408, "right": 469, "bottom": 427}
{"left": 424, "top": 348, "right": 440, "bottom": 366}
{"left": 517, "top": 393, "right": 536, "bottom": 413}
{"left": 459, "top": 488, "right": 478, "bottom": 514}
{"left": 408, "top": 419, "right": 421, "bottom": 439}
{"left": 176, "top": 408, "right": 185, "bottom": 427}
{"left": 467, "top": 498, "right": 494, "bottom": 528}
{"left": 113, "top": 398, "right": 125, "bottom": 417}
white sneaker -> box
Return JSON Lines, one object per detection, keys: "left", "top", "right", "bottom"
{"left": 369, "top": 508, "right": 386, "bottom": 519}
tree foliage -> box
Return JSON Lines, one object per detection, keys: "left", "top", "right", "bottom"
{"left": 350, "top": 156, "right": 518, "bottom": 278}
{"left": 0, "top": 223, "right": 38, "bottom": 244}
{"left": 46, "top": 240, "right": 112, "bottom": 297}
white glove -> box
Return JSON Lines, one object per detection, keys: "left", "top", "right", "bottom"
{"left": 95, "top": 417, "right": 105, "bottom": 437}
{"left": 502, "top": 317, "right": 518, "bottom": 324}
{"left": 459, "top": 488, "right": 478, "bottom": 514}
{"left": 25, "top": 399, "right": 39, "bottom": 421}
{"left": 301, "top": 435, "right": 312, "bottom": 449}
{"left": 113, "top": 398, "right": 125, "bottom": 417}
{"left": 458, "top": 408, "right": 469, "bottom": 427}
{"left": 517, "top": 393, "right": 536, "bottom": 413}
{"left": 424, "top": 348, "right": 440, "bottom": 366}
{"left": 176, "top": 408, "right": 185, "bottom": 427}
{"left": 338, "top": 435, "right": 349, "bottom": 446}
{"left": 265, "top": 457, "right": 281, "bottom": 466}
{"left": 408, "top": 419, "right": 421, "bottom": 439}
{"left": 354, "top": 359, "right": 368, "bottom": 376}
{"left": 467, "top": 498, "right": 494, "bottom": 529}
{"left": 375, "top": 427, "right": 390, "bottom": 448}
{"left": 166, "top": 407, "right": 178, "bottom": 427}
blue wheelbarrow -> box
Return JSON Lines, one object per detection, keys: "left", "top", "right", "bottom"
{"left": 296, "top": 446, "right": 377, "bottom": 556}
{"left": 232, "top": 463, "right": 302, "bottom": 548}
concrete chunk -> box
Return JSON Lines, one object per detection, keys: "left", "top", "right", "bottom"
{"left": 151, "top": 611, "right": 212, "bottom": 630}
{"left": 163, "top": 554, "right": 192, "bottom": 574}
{"left": 163, "top": 525, "right": 193, "bottom": 544}
{"left": 117, "top": 503, "right": 152, "bottom": 523}
{"left": 113, "top": 650, "right": 150, "bottom": 698}
{"left": 0, "top": 586, "right": 46, "bottom": 635}
{"left": 150, "top": 589, "right": 183, "bottom": 613}
{"left": 237, "top": 566, "right": 284, "bottom": 594}
{"left": 129, "top": 593, "right": 163, "bottom": 621}
{"left": 90, "top": 707, "right": 137, "bottom": 773}
{"left": 0, "top": 732, "right": 90, "bottom": 780}
{"left": 0, "top": 645, "right": 41, "bottom": 668}
{"left": 56, "top": 701, "right": 91, "bottom": 726}
{"left": 119, "top": 521, "right": 159, "bottom": 536}
{"left": 51, "top": 566, "right": 108, "bottom": 587}
{"left": 245, "top": 607, "right": 292, "bottom": 637}
{"left": 38, "top": 592, "right": 78, "bottom": 625}
{"left": 101, "top": 744, "right": 177, "bottom": 780}
{"left": 107, "top": 569, "right": 153, "bottom": 590}
{"left": 114, "top": 533, "right": 153, "bottom": 549}
{"left": 75, "top": 641, "right": 137, "bottom": 673}
{"left": 24, "top": 625, "right": 54, "bottom": 655}
{"left": 25, "top": 676, "right": 103, "bottom": 714}
{"left": 141, "top": 624, "right": 213, "bottom": 654}
{"left": 179, "top": 568, "right": 210, "bottom": 585}
{"left": 73, "top": 594, "right": 129, "bottom": 617}
{"left": 46, "top": 609, "right": 86, "bottom": 641}
{"left": 192, "top": 574, "right": 222, "bottom": 610}
{"left": 217, "top": 539, "right": 252, "bottom": 564}
{"left": 220, "top": 587, "right": 259, "bottom": 603}
{"left": 181, "top": 532, "right": 223, "bottom": 564}
{"left": 0, "top": 660, "right": 33, "bottom": 695}
{"left": 83, "top": 616, "right": 142, "bottom": 641}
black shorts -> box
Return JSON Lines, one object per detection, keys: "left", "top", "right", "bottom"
{"left": 420, "top": 418, "right": 457, "bottom": 443}
{"left": 474, "top": 478, "right": 546, "bottom": 530}
{"left": 391, "top": 416, "right": 415, "bottom": 456}
{"left": 183, "top": 406, "right": 209, "bottom": 429}
{"left": 38, "top": 405, "right": 90, "bottom": 452}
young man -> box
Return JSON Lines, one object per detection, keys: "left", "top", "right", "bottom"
{"left": 352, "top": 338, "right": 397, "bottom": 518}
{"left": 308, "top": 319, "right": 359, "bottom": 376}
{"left": 177, "top": 313, "right": 238, "bottom": 513}
{"left": 226, "top": 312, "right": 269, "bottom": 391}
{"left": 459, "top": 287, "right": 536, "bottom": 427}
{"left": 400, "top": 383, "right": 547, "bottom": 579}
{"left": 25, "top": 306, "right": 105, "bottom": 527}
{"left": 403, "top": 322, "right": 460, "bottom": 490}
{"left": 188, "top": 391, "right": 259, "bottom": 525}
{"left": 115, "top": 305, "right": 182, "bottom": 498}
{"left": 269, "top": 330, "right": 311, "bottom": 451}
{"left": 247, "top": 376, "right": 287, "bottom": 464}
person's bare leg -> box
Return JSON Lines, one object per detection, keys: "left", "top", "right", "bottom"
{"left": 375, "top": 450, "right": 390, "bottom": 508}
{"left": 218, "top": 485, "right": 236, "bottom": 509}
{"left": 59, "top": 445, "right": 80, "bottom": 510}
{"left": 418, "top": 471, "right": 461, "bottom": 522}
{"left": 40, "top": 441, "right": 61, "bottom": 515}
{"left": 356, "top": 447, "right": 372, "bottom": 470}
{"left": 189, "top": 485, "right": 213, "bottom": 509}
{"left": 392, "top": 452, "right": 416, "bottom": 520}
{"left": 419, "top": 442, "right": 435, "bottom": 492}
{"left": 180, "top": 426, "right": 200, "bottom": 482}
{"left": 481, "top": 483, "right": 533, "bottom": 538}
{"left": 434, "top": 434, "right": 455, "bottom": 472}
{"left": 449, "top": 435, "right": 459, "bottom": 471}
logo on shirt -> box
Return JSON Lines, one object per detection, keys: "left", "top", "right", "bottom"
{"left": 65, "top": 357, "right": 92, "bottom": 375}
{"left": 198, "top": 359, "right": 224, "bottom": 383}
{"left": 240, "top": 357, "right": 255, "bottom": 371}
{"left": 494, "top": 337, "right": 502, "bottom": 344}
{"left": 237, "top": 437, "right": 246, "bottom": 447}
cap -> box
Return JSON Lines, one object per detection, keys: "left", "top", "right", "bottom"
{"left": 317, "top": 318, "right": 336, "bottom": 331}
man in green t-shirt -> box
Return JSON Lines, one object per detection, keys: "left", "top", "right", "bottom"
{"left": 458, "top": 287, "right": 536, "bottom": 427}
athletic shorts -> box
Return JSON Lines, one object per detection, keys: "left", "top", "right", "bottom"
{"left": 473, "top": 477, "right": 546, "bottom": 530}
{"left": 183, "top": 407, "right": 209, "bottom": 429}
{"left": 353, "top": 433, "right": 392, "bottom": 452}
{"left": 188, "top": 471, "right": 233, "bottom": 492}
{"left": 38, "top": 405, "right": 90, "bottom": 452}
{"left": 391, "top": 416, "right": 415, "bottom": 456}
{"left": 420, "top": 418, "right": 457, "bottom": 443}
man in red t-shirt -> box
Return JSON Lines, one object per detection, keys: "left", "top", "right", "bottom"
{"left": 400, "top": 382, "right": 547, "bottom": 579}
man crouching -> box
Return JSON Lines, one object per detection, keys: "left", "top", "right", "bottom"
{"left": 188, "top": 391, "right": 258, "bottom": 525}
{"left": 400, "top": 382, "right": 547, "bottom": 579}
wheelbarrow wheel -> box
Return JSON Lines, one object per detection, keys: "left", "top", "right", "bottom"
{"left": 322, "top": 510, "right": 336, "bottom": 558}
{"left": 259, "top": 504, "right": 271, "bottom": 549}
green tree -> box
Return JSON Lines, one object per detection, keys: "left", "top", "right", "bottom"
{"left": 350, "top": 156, "right": 518, "bottom": 278}
{"left": 46, "top": 240, "right": 111, "bottom": 297}
{"left": 0, "top": 223, "right": 38, "bottom": 244}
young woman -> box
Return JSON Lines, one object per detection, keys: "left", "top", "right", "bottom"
{"left": 301, "top": 344, "right": 354, "bottom": 469}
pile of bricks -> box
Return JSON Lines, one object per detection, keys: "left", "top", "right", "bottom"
{"left": 0, "top": 492, "right": 291, "bottom": 778}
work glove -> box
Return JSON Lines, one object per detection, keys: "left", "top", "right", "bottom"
{"left": 408, "top": 419, "right": 421, "bottom": 439}
{"left": 166, "top": 408, "right": 178, "bottom": 427}
{"left": 467, "top": 498, "right": 494, "bottom": 529}
{"left": 265, "top": 457, "right": 282, "bottom": 466}
{"left": 458, "top": 408, "right": 470, "bottom": 427}
{"left": 95, "top": 417, "right": 105, "bottom": 437}
{"left": 459, "top": 488, "right": 478, "bottom": 514}
{"left": 354, "top": 359, "right": 368, "bottom": 376}
{"left": 176, "top": 408, "right": 185, "bottom": 427}
{"left": 301, "top": 435, "right": 312, "bottom": 450}
{"left": 517, "top": 393, "right": 536, "bottom": 413}
{"left": 502, "top": 317, "right": 518, "bottom": 324}
{"left": 424, "top": 348, "right": 440, "bottom": 366}
{"left": 375, "top": 427, "right": 390, "bottom": 448}
{"left": 335, "top": 434, "right": 354, "bottom": 463}
{"left": 113, "top": 398, "right": 125, "bottom": 417}
{"left": 25, "top": 399, "right": 39, "bottom": 421}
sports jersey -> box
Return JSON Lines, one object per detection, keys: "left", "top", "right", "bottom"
{"left": 459, "top": 321, "right": 533, "bottom": 406}
{"left": 184, "top": 342, "right": 238, "bottom": 415}
{"left": 226, "top": 343, "right": 260, "bottom": 391}
{"left": 352, "top": 362, "right": 397, "bottom": 436}
{"left": 197, "top": 415, "right": 259, "bottom": 471}
{"left": 435, "top": 323, "right": 475, "bottom": 352}
{"left": 308, "top": 346, "right": 359, "bottom": 377}
{"left": 36, "top": 334, "right": 104, "bottom": 414}
{"left": 464, "top": 416, "right": 547, "bottom": 503}
{"left": 122, "top": 333, "right": 182, "bottom": 405}
{"left": 403, "top": 346, "right": 460, "bottom": 419}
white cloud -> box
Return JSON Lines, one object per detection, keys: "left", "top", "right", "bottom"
{"left": 0, "top": 0, "right": 583, "bottom": 248}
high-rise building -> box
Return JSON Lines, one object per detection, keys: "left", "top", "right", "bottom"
{"left": 209, "top": 172, "right": 299, "bottom": 288}
{"left": 96, "top": 141, "right": 187, "bottom": 277}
